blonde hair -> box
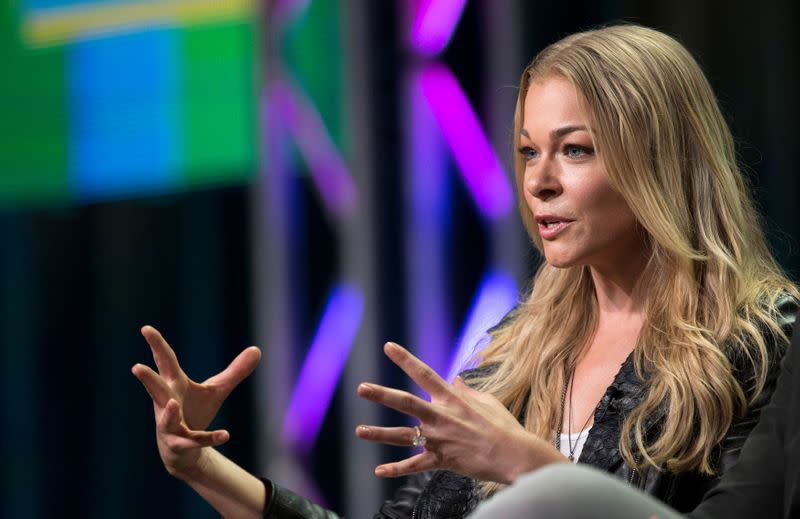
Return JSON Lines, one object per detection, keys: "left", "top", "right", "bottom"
{"left": 474, "top": 24, "right": 797, "bottom": 492}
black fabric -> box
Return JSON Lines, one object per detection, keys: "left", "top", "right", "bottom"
{"left": 690, "top": 314, "right": 800, "bottom": 519}
{"left": 263, "top": 479, "right": 342, "bottom": 519}
{"left": 263, "top": 301, "right": 797, "bottom": 519}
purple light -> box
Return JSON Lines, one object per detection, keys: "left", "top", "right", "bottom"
{"left": 419, "top": 64, "right": 513, "bottom": 220}
{"left": 447, "top": 270, "right": 518, "bottom": 381}
{"left": 272, "top": 0, "right": 311, "bottom": 28}
{"left": 264, "top": 83, "right": 294, "bottom": 225}
{"left": 271, "top": 79, "right": 358, "bottom": 217}
{"left": 282, "top": 284, "right": 364, "bottom": 455}
{"left": 406, "top": 66, "right": 451, "bottom": 384}
{"left": 410, "top": 0, "right": 468, "bottom": 56}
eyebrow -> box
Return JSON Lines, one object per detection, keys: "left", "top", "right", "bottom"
{"left": 520, "top": 125, "right": 589, "bottom": 140}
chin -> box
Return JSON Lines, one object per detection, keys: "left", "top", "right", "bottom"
{"left": 544, "top": 255, "right": 577, "bottom": 269}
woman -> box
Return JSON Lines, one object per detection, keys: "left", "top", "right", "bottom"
{"left": 132, "top": 24, "right": 797, "bottom": 518}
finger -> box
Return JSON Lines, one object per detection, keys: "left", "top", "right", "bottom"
{"left": 159, "top": 398, "right": 184, "bottom": 434}
{"left": 452, "top": 375, "right": 469, "bottom": 389}
{"left": 141, "top": 325, "right": 182, "bottom": 380}
{"left": 203, "top": 346, "right": 262, "bottom": 394}
{"left": 451, "top": 376, "right": 482, "bottom": 401}
{"left": 357, "top": 383, "right": 437, "bottom": 422}
{"left": 158, "top": 399, "right": 230, "bottom": 449}
{"left": 165, "top": 428, "right": 230, "bottom": 453}
{"left": 157, "top": 399, "right": 228, "bottom": 444}
{"left": 184, "top": 428, "right": 230, "bottom": 449}
{"left": 355, "top": 425, "right": 419, "bottom": 447}
{"left": 375, "top": 452, "right": 438, "bottom": 478}
{"left": 384, "top": 343, "right": 450, "bottom": 398}
{"left": 131, "top": 364, "right": 172, "bottom": 407}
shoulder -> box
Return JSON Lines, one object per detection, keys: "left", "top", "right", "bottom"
{"left": 731, "top": 293, "right": 797, "bottom": 358}
{"left": 457, "top": 305, "right": 521, "bottom": 385}
{"left": 457, "top": 364, "right": 498, "bottom": 387}
{"left": 730, "top": 293, "right": 798, "bottom": 397}
{"left": 487, "top": 304, "right": 523, "bottom": 335}
{"left": 773, "top": 293, "right": 798, "bottom": 334}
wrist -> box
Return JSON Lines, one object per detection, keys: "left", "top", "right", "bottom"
{"left": 173, "top": 447, "right": 213, "bottom": 482}
{"left": 502, "top": 432, "right": 566, "bottom": 484}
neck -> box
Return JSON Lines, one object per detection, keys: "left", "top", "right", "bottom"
{"left": 589, "top": 246, "right": 649, "bottom": 324}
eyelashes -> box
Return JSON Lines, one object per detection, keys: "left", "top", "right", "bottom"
{"left": 517, "top": 144, "right": 595, "bottom": 161}
{"left": 517, "top": 146, "right": 537, "bottom": 160}
{"left": 564, "top": 144, "right": 594, "bottom": 158}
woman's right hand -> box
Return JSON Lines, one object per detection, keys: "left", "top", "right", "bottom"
{"left": 131, "top": 325, "right": 262, "bottom": 478}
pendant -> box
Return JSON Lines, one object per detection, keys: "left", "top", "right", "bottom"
{"left": 568, "top": 454, "right": 574, "bottom": 462}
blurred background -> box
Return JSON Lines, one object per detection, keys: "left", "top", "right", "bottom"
{"left": 1, "top": 0, "right": 799, "bottom": 517}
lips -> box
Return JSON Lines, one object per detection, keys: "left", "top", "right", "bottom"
{"left": 535, "top": 214, "right": 574, "bottom": 239}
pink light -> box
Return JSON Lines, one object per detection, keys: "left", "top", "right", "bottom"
{"left": 419, "top": 63, "right": 513, "bottom": 220}
{"left": 410, "top": 0, "right": 468, "bottom": 56}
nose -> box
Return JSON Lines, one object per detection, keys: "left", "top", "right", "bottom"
{"left": 524, "top": 157, "right": 562, "bottom": 201}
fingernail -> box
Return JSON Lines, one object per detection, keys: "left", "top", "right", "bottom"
{"left": 358, "top": 425, "right": 369, "bottom": 435}
{"left": 359, "top": 383, "right": 373, "bottom": 392}
{"left": 375, "top": 467, "right": 387, "bottom": 477}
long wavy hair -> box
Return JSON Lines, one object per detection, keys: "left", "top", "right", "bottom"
{"left": 473, "top": 24, "right": 797, "bottom": 492}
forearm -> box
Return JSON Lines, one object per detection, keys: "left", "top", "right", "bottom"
{"left": 500, "top": 431, "right": 570, "bottom": 484}
{"left": 178, "top": 447, "right": 267, "bottom": 519}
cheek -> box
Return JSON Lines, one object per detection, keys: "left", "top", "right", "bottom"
{"left": 578, "top": 181, "right": 637, "bottom": 233}
{"left": 596, "top": 199, "right": 638, "bottom": 244}
{"left": 603, "top": 191, "right": 636, "bottom": 225}
{"left": 522, "top": 181, "right": 538, "bottom": 216}
{"left": 523, "top": 189, "right": 535, "bottom": 212}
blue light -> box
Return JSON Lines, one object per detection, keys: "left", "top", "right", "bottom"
{"left": 68, "top": 28, "right": 180, "bottom": 199}
{"left": 447, "top": 270, "right": 518, "bottom": 381}
{"left": 282, "top": 283, "right": 364, "bottom": 455}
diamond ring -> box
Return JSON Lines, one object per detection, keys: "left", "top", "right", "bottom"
{"left": 411, "top": 425, "right": 427, "bottom": 447}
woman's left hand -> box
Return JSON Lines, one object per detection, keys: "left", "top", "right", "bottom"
{"left": 355, "top": 342, "right": 566, "bottom": 484}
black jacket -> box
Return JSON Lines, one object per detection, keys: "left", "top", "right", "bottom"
{"left": 690, "top": 314, "right": 800, "bottom": 519}
{"left": 264, "top": 303, "right": 797, "bottom": 518}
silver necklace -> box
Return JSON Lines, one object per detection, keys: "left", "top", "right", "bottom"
{"left": 556, "top": 366, "right": 594, "bottom": 462}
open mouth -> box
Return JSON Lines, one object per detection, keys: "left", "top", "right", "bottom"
{"left": 537, "top": 219, "right": 573, "bottom": 238}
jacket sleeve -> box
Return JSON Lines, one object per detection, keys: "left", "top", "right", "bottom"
{"left": 262, "top": 479, "right": 342, "bottom": 519}
{"left": 372, "top": 471, "right": 434, "bottom": 519}
{"left": 261, "top": 472, "right": 433, "bottom": 519}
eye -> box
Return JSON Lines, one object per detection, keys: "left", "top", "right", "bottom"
{"left": 518, "top": 146, "right": 538, "bottom": 161}
{"left": 564, "top": 144, "right": 593, "bottom": 159}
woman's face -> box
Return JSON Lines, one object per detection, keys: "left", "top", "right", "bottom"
{"left": 520, "top": 76, "right": 642, "bottom": 272}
